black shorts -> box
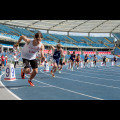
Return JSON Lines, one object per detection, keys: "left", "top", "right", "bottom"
{"left": 103, "top": 60, "right": 106, "bottom": 63}
{"left": 84, "top": 59, "right": 88, "bottom": 62}
{"left": 59, "top": 60, "right": 63, "bottom": 65}
{"left": 23, "top": 58, "right": 38, "bottom": 69}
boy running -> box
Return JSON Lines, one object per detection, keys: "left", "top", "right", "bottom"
{"left": 75, "top": 54, "right": 80, "bottom": 69}
{"left": 50, "top": 43, "right": 64, "bottom": 77}
{"left": 58, "top": 54, "right": 65, "bottom": 73}
{"left": 93, "top": 54, "right": 97, "bottom": 67}
{"left": 113, "top": 56, "right": 117, "bottom": 66}
{"left": 84, "top": 54, "right": 89, "bottom": 68}
{"left": 69, "top": 51, "right": 76, "bottom": 71}
{"left": 14, "top": 32, "right": 45, "bottom": 86}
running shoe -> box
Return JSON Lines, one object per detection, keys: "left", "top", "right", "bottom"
{"left": 50, "top": 70, "right": 55, "bottom": 78}
{"left": 21, "top": 69, "right": 25, "bottom": 79}
{"left": 28, "top": 80, "right": 35, "bottom": 87}
{"left": 58, "top": 70, "right": 61, "bottom": 73}
{"left": 50, "top": 70, "right": 53, "bottom": 74}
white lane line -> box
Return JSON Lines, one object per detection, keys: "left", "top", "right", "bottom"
{"left": 25, "top": 71, "right": 104, "bottom": 100}
{"left": 82, "top": 65, "right": 120, "bottom": 71}
{"left": 75, "top": 67, "right": 120, "bottom": 75}
{"left": 40, "top": 69, "right": 120, "bottom": 90}
{"left": 0, "top": 72, "right": 22, "bottom": 100}
{"left": 66, "top": 69, "right": 120, "bottom": 81}
{"left": 9, "top": 86, "right": 52, "bottom": 89}
{"left": 89, "top": 67, "right": 120, "bottom": 72}
{"left": 66, "top": 68, "right": 120, "bottom": 77}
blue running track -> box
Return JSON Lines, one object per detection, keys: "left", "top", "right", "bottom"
{"left": 1, "top": 62, "right": 120, "bottom": 100}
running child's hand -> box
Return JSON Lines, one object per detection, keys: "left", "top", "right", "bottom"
{"left": 14, "top": 43, "right": 19, "bottom": 47}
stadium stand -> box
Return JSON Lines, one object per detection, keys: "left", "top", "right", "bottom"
{"left": 0, "top": 22, "right": 117, "bottom": 59}
{"left": 112, "top": 33, "right": 120, "bottom": 40}
{"left": 74, "top": 43, "right": 91, "bottom": 47}
{"left": 0, "top": 24, "right": 20, "bottom": 36}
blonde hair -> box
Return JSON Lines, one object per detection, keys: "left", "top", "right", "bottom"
{"left": 56, "top": 43, "right": 62, "bottom": 49}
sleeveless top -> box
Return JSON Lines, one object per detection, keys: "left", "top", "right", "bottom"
{"left": 53, "top": 49, "right": 61, "bottom": 59}
{"left": 21, "top": 39, "right": 42, "bottom": 60}
{"left": 70, "top": 54, "right": 75, "bottom": 60}
{"left": 85, "top": 55, "right": 88, "bottom": 60}
{"left": 76, "top": 56, "right": 80, "bottom": 61}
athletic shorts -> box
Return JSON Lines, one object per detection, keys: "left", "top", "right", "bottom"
{"left": 59, "top": 60, "right": 63, "bottom": 65}
{"left": 84, "top": 59, "right": 88, "bottom": 62}
{"left": 53, "top": 58, "right": 60, "bottom": 66}
{"left": 23, "top": 58, "right": 38, "bottom": 69}
{"left": 70, "top": 58, "right": 74, "bottom": 62}
{"left": 103, "top": 60, "right": 106, "bottom": 63}
{"left": 76, "top": 59, "right": 79, "bottom": 62}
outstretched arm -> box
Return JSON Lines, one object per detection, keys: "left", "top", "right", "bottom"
{"left": 14, "top": 35, "right": 30, "bottom": 47}
{"left": 50, "top": 45, "right": 55, "bottom": 50}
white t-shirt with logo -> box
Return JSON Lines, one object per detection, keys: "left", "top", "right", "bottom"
{"left": 21, "top": 40, "right": 42, "bottom": 60}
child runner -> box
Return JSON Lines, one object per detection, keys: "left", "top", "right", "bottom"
{"left": 113, "top": 56, "right": 117, "bottom": 66}
{"left": 69, "top": 51, "right": 76, "bottom": 71}
{"left": 102, "top": 56, "right": 106, "bottom": 66}
{"left": 14, "top": 32, "right": 45, "bottom": 87}
{"left": 93, "top": 54, "right": 97, "bottom": 67}
{"left": 75, "top": 54, "right": 80, "bottom": 69}
{"left": 50, "top": 43, "right": 64, "bottom": 77}
{"left": 84, "top": 54, "right": 89, "bottom": 68}
{"left": 58, "top": 54, "right": 65, "bottom": 73}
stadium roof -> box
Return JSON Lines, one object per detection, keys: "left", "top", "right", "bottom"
{"left": 0, "top": 20, "right": 120, "bottom": 33}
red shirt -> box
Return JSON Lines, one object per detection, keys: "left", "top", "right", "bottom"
{"left": 1, "top": 56, "right": 5, "bottom": 62}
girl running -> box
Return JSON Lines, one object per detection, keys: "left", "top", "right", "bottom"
{"left": 14, "top": 32, "right": 45, "bottom": 87}
{"left": 50, "top": 43, "right": 64, "bottom": 77}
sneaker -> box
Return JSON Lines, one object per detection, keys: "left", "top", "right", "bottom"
{"left": 50, "top": 70, "right": 53, "bottom": 75}
{"left": 50, "top": 70, "right": 55, "bottom": 78}
{"left": 52, "top": 73, "right": 55, "bottom": 78}
{"left": 28, "top": 80, "right": 35, "bottom": 87}
{"left": 59, "top": 70, "right": 61, "bottom": 73}
{"left": 21, "top": 69, "right": 25, "bottom": 79}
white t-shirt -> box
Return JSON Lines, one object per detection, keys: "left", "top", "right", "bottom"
{"left": 21, "top": 39, "right": 42, "bottom": 60}
{"left": 13, "top": 55, "right": 17, "bottom": 62}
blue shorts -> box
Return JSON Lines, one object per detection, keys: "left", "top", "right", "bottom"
{"left": 53, "top": 58, "right": 60, "bottom": 66}
{"left": 70, "top": 58, "right": 75, "bottom": 62}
